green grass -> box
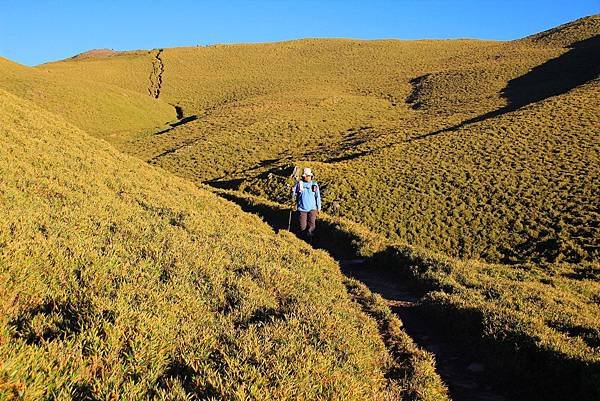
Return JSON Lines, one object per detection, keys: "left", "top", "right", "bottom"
{"left": 273, "top": 78, "right": 599, "bottom": 265}
{"left": 0, "top": 89, "right": 448, "bottom": 400}
{"left": 382, "top": 245, "right": 600, "bottom": 401}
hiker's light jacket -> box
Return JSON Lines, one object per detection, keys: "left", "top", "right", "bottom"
{"left": 292, "top": 180, "right": 321, "bottom": 212}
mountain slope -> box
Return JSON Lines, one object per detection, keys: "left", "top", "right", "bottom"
{"left": 0, "top": 56, "right": 175, "bottom": 143}
{"left": 35, "top": 16, "right": 599, "bottom": 265}
{"left": 0, "top": 89, "right": 447, "bottom": 400}
{"left": 29, "top": 15, "right": 599, "bottom": 265}
{"left": 274, "top": 78, "right": 600, "bottom": 263}
{"left": 216, "top": 186, "right": 600, "bottom": 401}
{"left": 520, "top": 14, "right": 600, "bottom": 47}
{"left": 0, "top": 13, "right": 597, "bottom": 401}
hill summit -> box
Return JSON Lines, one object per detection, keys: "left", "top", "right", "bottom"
{"left": 520, "top": 14, "right": 600, "bottom": 47}
{"left": 70, "top": 48, "right": 121, "bottom": 59}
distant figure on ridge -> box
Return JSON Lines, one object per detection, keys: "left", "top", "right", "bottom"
{"left": 291, "top": 167, "right": 321, "bottom": 241}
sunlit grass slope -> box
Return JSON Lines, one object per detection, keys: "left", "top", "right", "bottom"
{"left": 520, "top": 14, "right": 600, "bottom": 47}
{"left": 43, "top": 38, "right": 559, "bottom": 162}
{"left": 253, "top": 78, "right": 599, "bottom": 264}
{"left": 37, "top": 15, "right": 598, "bottom": 264}
{"left": 0, "top": 89, "right": 448, "bottom": 400}
{"left": 128, "top": 39, "right": 558, "bottom": 171}
{"left": 156, "top": 17, "right": 600, "bottom": 263}
{"left": 0, "top": 56, "right": 175, "bottom": 143}
{"left": 216, "top": 189, "right": 600, "bottom": 401}
{"left": 38, "top": 50, "right": 153, "bottom": 96}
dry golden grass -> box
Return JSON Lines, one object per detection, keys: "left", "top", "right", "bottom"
{"left": 519, "top": 14, "right": 600, "bottom": 47}
{"left": 0, "top": 55, "right": 175, "bottom": 143}
{"left": 214, "top": 188, "right": 600, "bottom": 401}
{"left": 0, "top": 89, "right": 448, "bottom": 400}
{"left": 38, "top": 50, "right": 154, "bottom": 96}
{"left": 1, "top": 13, "right": 598, "bottom": 400}
{"left": 44, "top": 29, "right": 591, "bottom": 265}
{"left": 119, "top": 33, "right": 595, "bottom": 265}
{"left": 296, "top": 78, "right": 599, "bottom": 263}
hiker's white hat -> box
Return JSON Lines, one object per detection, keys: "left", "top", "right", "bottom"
{"left": 302, "top": 167, "right": 313, "bottom": 177}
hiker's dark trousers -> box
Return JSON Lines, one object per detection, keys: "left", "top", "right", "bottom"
{"left": 298, "top": 210, "right": 317, "bottom": 239}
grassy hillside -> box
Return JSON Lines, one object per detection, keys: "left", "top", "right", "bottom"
{"left": 213, "top": 189, "right": 600, "bottom": 401}
{"left": 40, "top": 17, "right": 599, "bottom": 265}
{"left": 520, "top": 14, "right": 600, "bottom": 47}
{"left": 1, "top": 14, "right": 597, "bottom": 399}
{"left": 248, "top": 77, "right": 599, "bottom": 264}
{"left": 118, "top": 39, "right": 560, "bottom": 172}
{"left": 37, "top": 50, "right": 153, "bottom": 96}
{"left": 0, "top": 89, "right": 448, "bottom": 400}
{"left": 0, "top": 56, "right": 175, "bottom": 143}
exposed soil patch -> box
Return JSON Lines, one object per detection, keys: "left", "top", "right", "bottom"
{"left": 70, "top": 48, "right": 120, "bottom": 59}
{"left": 148, "top": 49, "right": 164, "bottom": 99}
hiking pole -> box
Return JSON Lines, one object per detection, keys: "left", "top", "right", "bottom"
{"left": 287, "top": 166, "right": 300, "bottom": 231}
{"left": 287, "top": 205, "right": 293, "bottom": 232}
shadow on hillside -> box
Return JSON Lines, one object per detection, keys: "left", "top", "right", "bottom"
{"left": 215, "top": 190, "right": 360, "bottom": 259}
{"left": 243, "top": 158, "right": 282, "bottom": 173}
{"left": 408, "top": 35, "right": 600, "bottom": 141}
{"left": 212, "top": 188, "right": 600, "bottom": 401}
{"left": 206, "top": 178, "right": 245, "bottom": 190}
{"left": 324, "top": 150, "right": 373, "bottom": 163}
{"left": 154, "top": 115, "right": 198, "bottom": 135}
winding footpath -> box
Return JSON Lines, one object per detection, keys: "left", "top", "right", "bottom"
{"left": 141, "top": 47, "right": 518, "bottom": 399}
{"left": 148, "top": 49, "right": 164, "bottom": 99}
{"left": 340, "top": 260, "right": 508, "bottom": 401}
{"left": 208, "top": 190, "right": 515, "bottom": 401}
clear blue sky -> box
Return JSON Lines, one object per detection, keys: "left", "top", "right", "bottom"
{"left": 1, "top": 1, "right": 598, "bottom": 66}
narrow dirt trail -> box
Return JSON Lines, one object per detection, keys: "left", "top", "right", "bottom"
{"left": 209, "top": 191, "right": 515, "bottom": 401}
{"left": 148, "top": 49, "right": 164, "bottom": 99}
{"left": 340, "top": 260, "right": 508, "bottom": 401}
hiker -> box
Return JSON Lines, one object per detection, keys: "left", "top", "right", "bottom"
{"left": 291, "top": 167, "right": 321, "bottom": 241}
